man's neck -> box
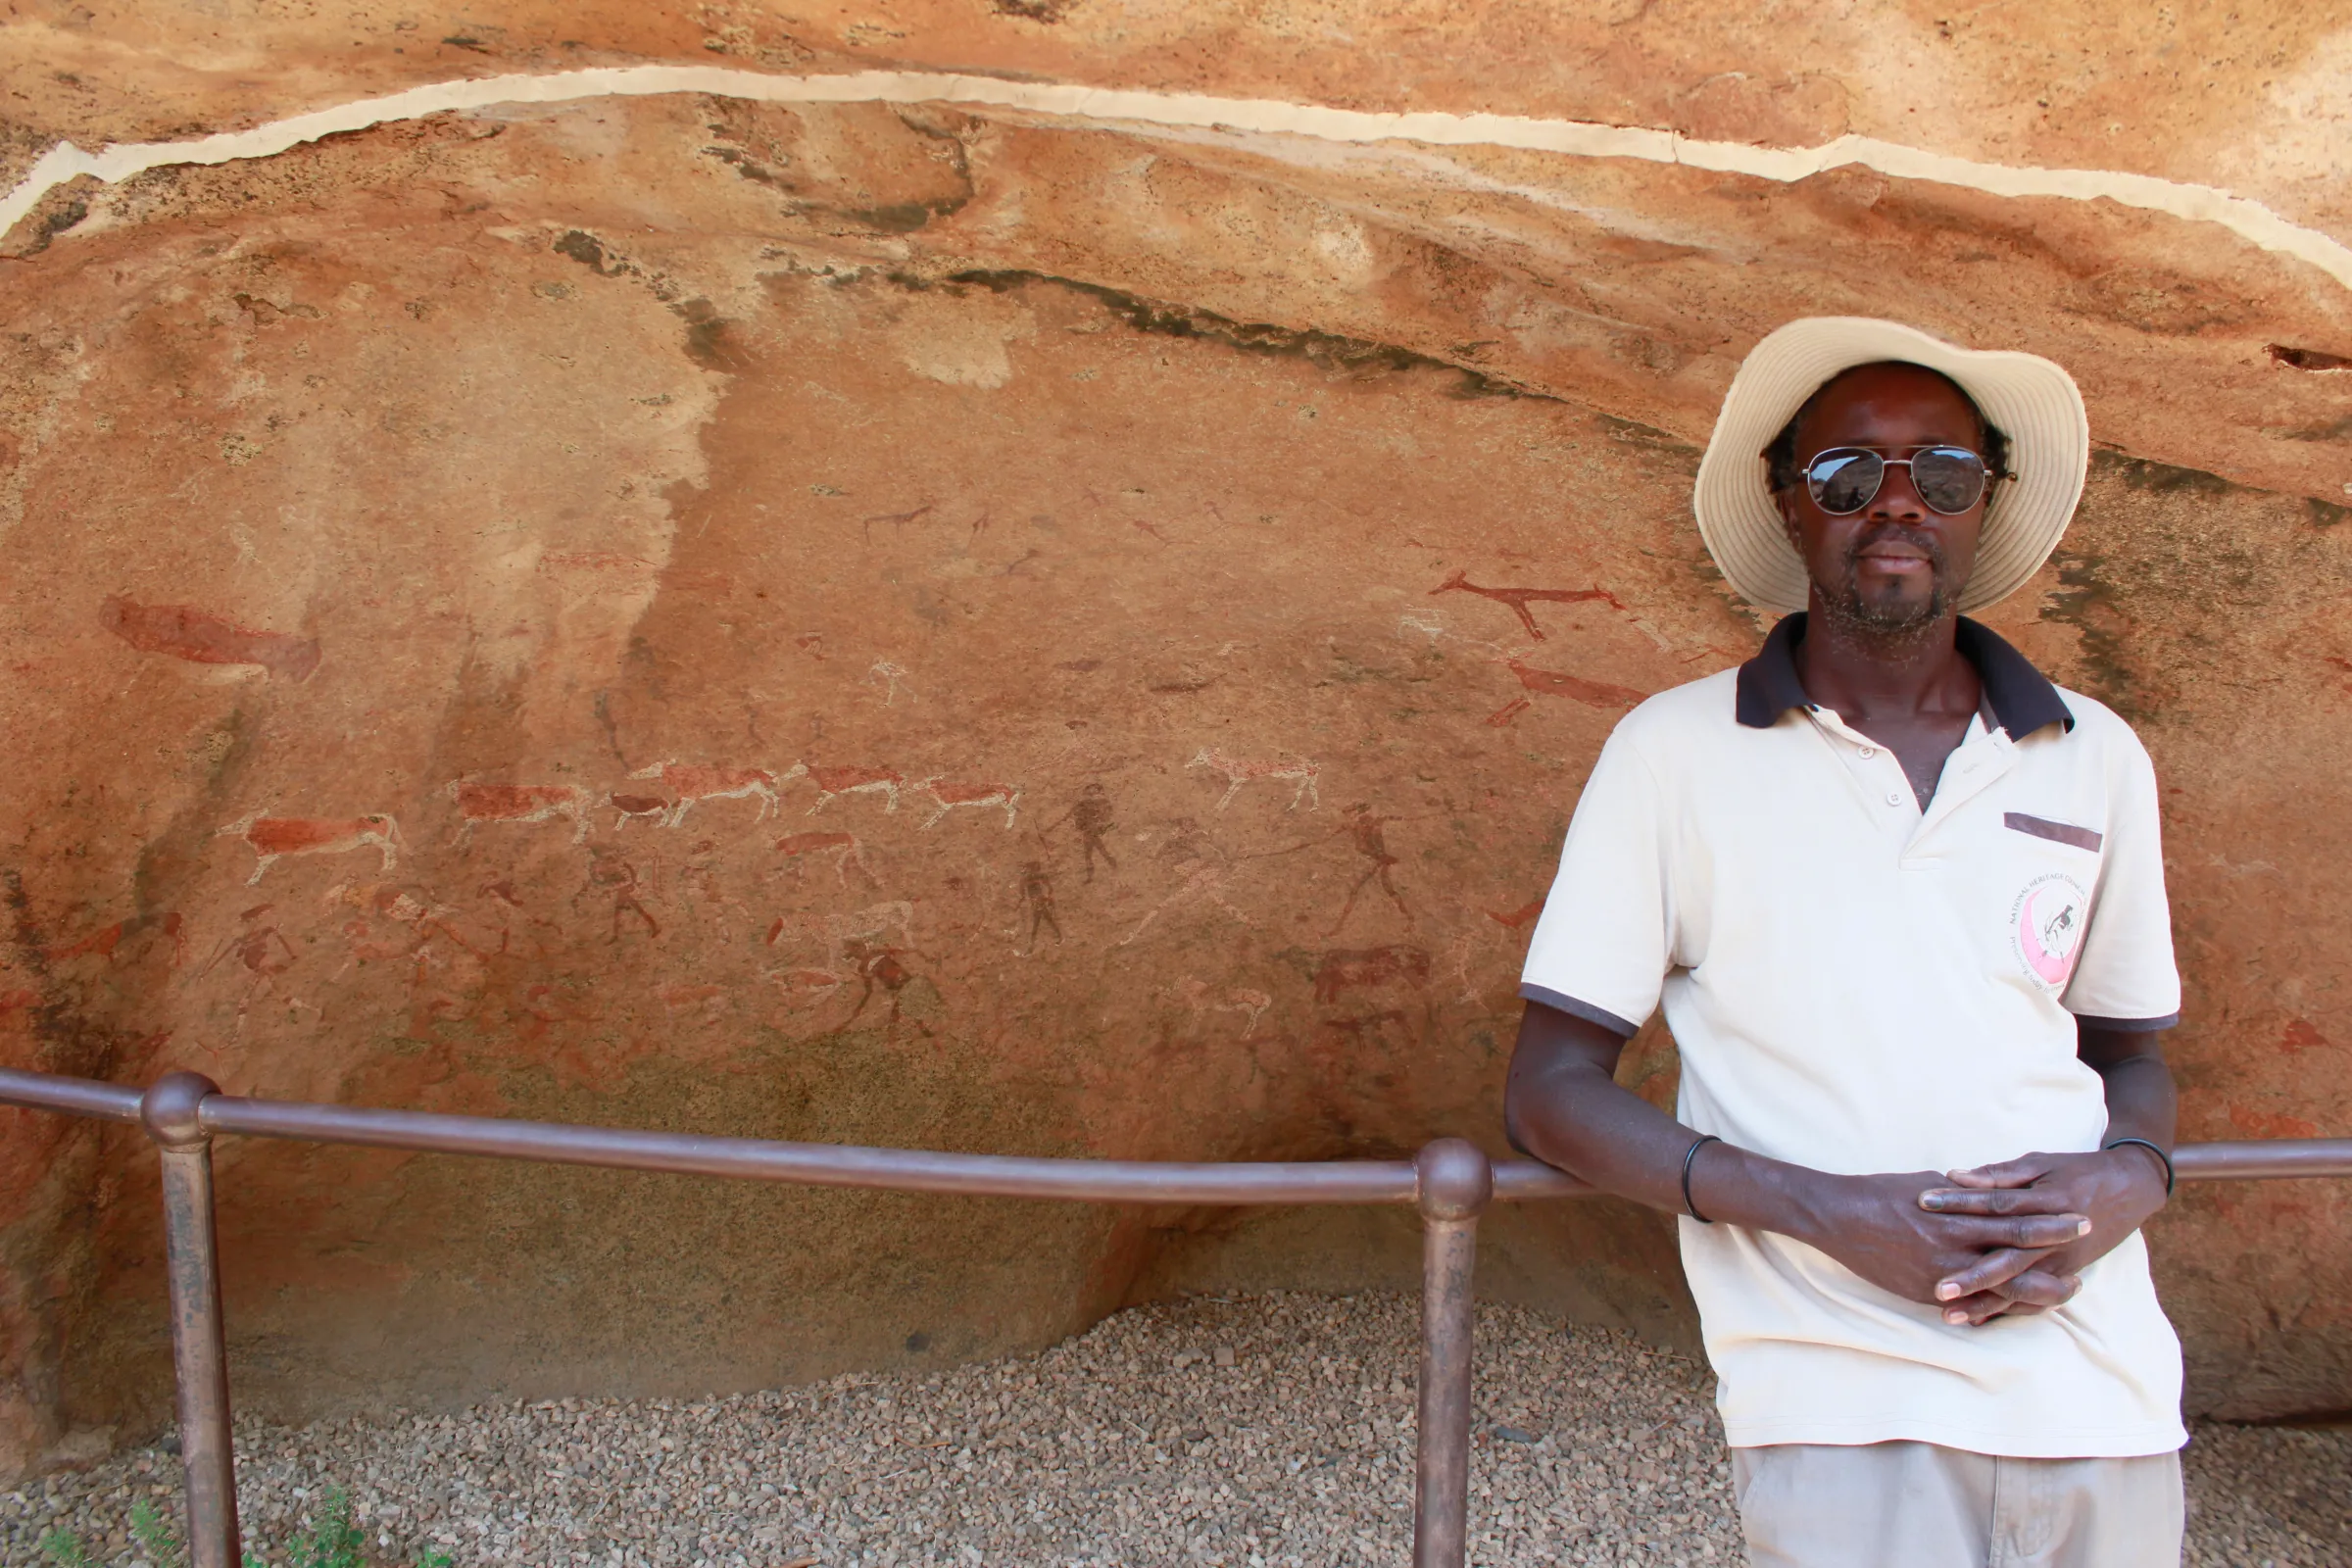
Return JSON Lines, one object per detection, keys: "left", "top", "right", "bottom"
{"left": 1792, "top": 599, "right": 1982, "bottom": 726}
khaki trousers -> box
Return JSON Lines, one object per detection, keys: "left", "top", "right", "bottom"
{"left": 1731, "top": 1442, "right": 2183, "bottom": 1568}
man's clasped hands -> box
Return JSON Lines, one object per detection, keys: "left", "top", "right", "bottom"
{"left": 1806, "top": 1148, "right": 2174, "bottom": 1326}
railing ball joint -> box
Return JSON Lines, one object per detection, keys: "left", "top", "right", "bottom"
{"left": 140, "top": 1070, "right": 218, "bottom": 1149}
{"left": 1414, "top": 1137, "right": 1494, "bottom": 1222}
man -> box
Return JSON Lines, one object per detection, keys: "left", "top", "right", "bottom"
{"left": 1504, "top": 318, "right": 2185, "bottom": 1566}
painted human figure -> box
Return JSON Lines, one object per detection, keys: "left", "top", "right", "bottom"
{"left": 201, "top": 905, "right": 298, "bottom": 1003}
{"left": 586, "top": 849, "right": 659, "bottom": 943}
{"left": 1330, "top": 802, "right": 1413, "bottom": 937}
{"left": 841, "top": 938, "right": 925, "bottom": 1036}
{"left": 1046, "top": 783, "right": 1119, "bottom": 882}
{"left": 1021, "top": 861, "right": 1062, "bottom": 947}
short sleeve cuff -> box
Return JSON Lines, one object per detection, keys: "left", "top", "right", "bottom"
{"left": 1519, "top": 983, "right": 1642, "bottom": 1038}
{"left": 2070, "top": 1011, "right": 2180, "bottom": 1033}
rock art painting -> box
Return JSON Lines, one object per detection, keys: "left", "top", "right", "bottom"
{"left": 5, "top": 9, "right": 2351, "bottom": 1472}
{"left": 1499, "top": 658, "right": 1648, "bottom": 711}
{"left": 218, "top": 812, "right": 400, "bottom": 886}
{"left": 1044, "top": 784, "right": 1119, "bottom": 881}
{"left": 1188, "top": 748, "right": 1322, "bottom": 812}
{"left": 772, "top": 831, "right": 874, "bottom": 887}
{"left": 786, "top": 763, "right": 906, "bottom": 815}
{"left": 628, "top": 762, "right": 782, "bottom": 826}
{"left": 98, "top": 594, "right": 320, "bottom": 680}
{"left": 1431, "top": 571, "right": 1625, "bottom": 641}
{"left": 915, "top": 777, "right": 1020, "bottom": 830}
{"left": 446, "top": 782, "right": 591, "bottom": 844}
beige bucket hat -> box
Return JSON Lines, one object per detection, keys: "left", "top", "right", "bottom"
{"left": 1692, "top": 317, "right": 2089, "bottom": 613}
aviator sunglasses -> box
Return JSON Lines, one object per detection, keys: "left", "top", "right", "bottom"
{"left": 1803, "top": 445, "right": 1994, "bottom": 516}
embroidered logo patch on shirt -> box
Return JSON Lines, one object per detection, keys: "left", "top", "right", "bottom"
{"left": 2013, "top": 871, "right": 2090, "bottom": 989}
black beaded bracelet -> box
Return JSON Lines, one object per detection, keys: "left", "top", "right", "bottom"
{"left": 1682, "top": 1134, "right": 1723, "bottom": 1223}
{"left": 2103, "top": 1136, "right": 2176, "bottom": 1197}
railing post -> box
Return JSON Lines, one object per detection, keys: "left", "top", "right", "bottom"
{"left": 140, "top": 1071, "right": 240, "bottom": 1568}
{"left": 1411, "top": 1138, "right": 1493, "bottom": 1568}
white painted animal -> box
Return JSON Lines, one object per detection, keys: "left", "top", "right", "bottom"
{"left": 1187, "top": 747, "right": 1321, "bottom": 811}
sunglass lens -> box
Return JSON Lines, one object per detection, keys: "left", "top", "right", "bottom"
{"left": 1806, "top": 450, "right": 1883, "bottom": 514}
{"left": 1911, "top": 447, "right": 1989, "bottom": 514}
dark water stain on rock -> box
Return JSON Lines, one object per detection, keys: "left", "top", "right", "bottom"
{"left": 2093, "top": 448, "right": 2236, "bottom": 499}
{"left": 2040, "top": 548, "right": 2143, "bottom": 720}
{"left": 930, "top": 270, "right": 1546, "bottom": 401}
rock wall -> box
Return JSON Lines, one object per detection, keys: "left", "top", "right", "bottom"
{"left": 2, "top": 2, "right": 2348, "bottom": 1476}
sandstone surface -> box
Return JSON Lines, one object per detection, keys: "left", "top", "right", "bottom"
{"left": 1, "top": 1, "right": 2348, "bottom": 1480}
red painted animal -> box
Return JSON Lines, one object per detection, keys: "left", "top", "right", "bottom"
{"left": 1499, "top": 658, "right": 1646, "bottom": 710}
{"left": 774, "top": 831, "right": 871, "bottom": 885}
{"left": 219, "top": 811, "right": 400, "bottom": 885}
{"left": 628, "top": 761, "right": 780, "bottom": 827}
{"left": 784, "top": 762, "right": 906, "bottom": 814}
{"left": 1188, "top": 747, "right": 1320, "bottom": 811}
{"left": 99, "top": 594, "right": 321, "bottom": 680}
{"left": 446, "top": 781, "right": 590, "bottom": 844}
{"left": 914, "top": 777, "right": 1020, "bottom": 829}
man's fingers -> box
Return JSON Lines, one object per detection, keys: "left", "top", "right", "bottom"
{"left": 1995, "top": 1268, "right": 2082, "bottom": 1308}
{"left": 1946, "top": 1212, "right": 2092, "bottom": 1250}
{"left": 1934, "top": 1247, "right": 2045, "bottom": 1301}
{"left": 1941, "top": 1291, "right": 2016, "bottom": 1326}
{"left": 1920, "top": 1186, "right": 2081, "bottom": 1216}
{"left": 1942, "top": 1157, "right": 2055, "bottom": 1189}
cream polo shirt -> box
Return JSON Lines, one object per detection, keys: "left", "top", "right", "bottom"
{"left": 1520, "top": 614, "right": 2186, "bottom": 1458}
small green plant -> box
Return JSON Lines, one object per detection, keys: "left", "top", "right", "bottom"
{"left": 130, "top": 1498, "right": 187, "bottom": 1568}
{"left": 286, "top": 1487, "right": 367, "bottom": 1568}
{"left": 37, "top": 1528, "right": 93, "bottom": 1568}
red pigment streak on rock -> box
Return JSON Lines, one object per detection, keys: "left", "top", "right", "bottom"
{"left": 99, "top": 594, "right": 319, "bottom": 680}
{"left": 2281, "top": 1018, "right": 2330, "bottom": 1054}
{"left": 2229, "top": 1103, "right": 2322, "bottom": 1140}
{"left": 1484, "top": 697, "right": 1532, "bottom": 727}
{"left": 1501, "top": 657, "right": 1646, "bottom": 710}
{"left": 1433, "top": 571, "right": 1625, "bottom": 640}
{"left": 1487, "top": 899, "right": 1545, "bottom": 930}
{"left": 42, "top": 911, "right": 182, "bottom": 964}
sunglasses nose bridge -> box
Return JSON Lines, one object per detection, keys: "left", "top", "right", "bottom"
{"left": 1866, "top": 458, "right": 1931, "bottom": 517}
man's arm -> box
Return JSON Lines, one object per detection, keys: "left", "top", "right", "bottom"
{"left": 1504, "top": 999, "right": 2090, "bottom": 1317}
{"left": 1918, "top": 1026, "right": 2175, "bottom": 1317}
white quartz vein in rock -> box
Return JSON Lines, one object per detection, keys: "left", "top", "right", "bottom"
{"left": 4, "top": 66, "right": 2347, "bottom": 295}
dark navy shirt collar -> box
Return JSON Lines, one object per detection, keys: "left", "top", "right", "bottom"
{"left": 1734, "top": 612, "right": 2075, "bottom": 738}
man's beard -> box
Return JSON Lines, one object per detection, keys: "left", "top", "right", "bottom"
{"left": 1819, "top": 525, "right": 1954, "bottom": 641}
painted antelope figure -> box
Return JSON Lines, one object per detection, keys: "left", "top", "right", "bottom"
{"left": 783, "top": 762, "right": 906, "bottom": 814}
{"left": 627, "top": 761, "right": 781, "bottom": 827}
{"left": 1187, "top": 747, "right": 1321, "bottom": 811}
{"left": 773, "top": 831, "right": 874, "bottom": 887}
{"left": 446, "top": 781, "right": 590, "bottom": 844}
{"left": 914, "top": 776, "right": 1020, "bottom": 830}
{"left": 609, "top": 793, "right": 672, "bottom": 830}
{"left": 1431, "top": 570, "right": 1624, "bottom": 641}
{"left": 218, "top": 811, "right": 400, "bottom": 885}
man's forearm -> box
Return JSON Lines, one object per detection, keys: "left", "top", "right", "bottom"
{"left": 2082, "top": 1025, "right": 2178, "bottom": 1187}
{"left": 1503, "top": 1004, "right": 1845, "bottom": 1248}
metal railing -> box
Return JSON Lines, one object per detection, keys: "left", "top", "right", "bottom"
{"left": 3, "top": 1065, "right": 2348, "bottom": 1568}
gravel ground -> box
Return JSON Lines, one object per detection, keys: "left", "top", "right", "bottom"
{"left": 5, "top": 1292, "right": 2344, "bottom": 1568}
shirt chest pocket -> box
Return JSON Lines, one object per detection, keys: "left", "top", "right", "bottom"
{"left": 1979, "top": 810, "right": 2108, "bottom": 993}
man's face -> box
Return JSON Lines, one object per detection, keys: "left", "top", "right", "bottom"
{"left": 1777, "top": 364, "right": 1988, "bottom": 636}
